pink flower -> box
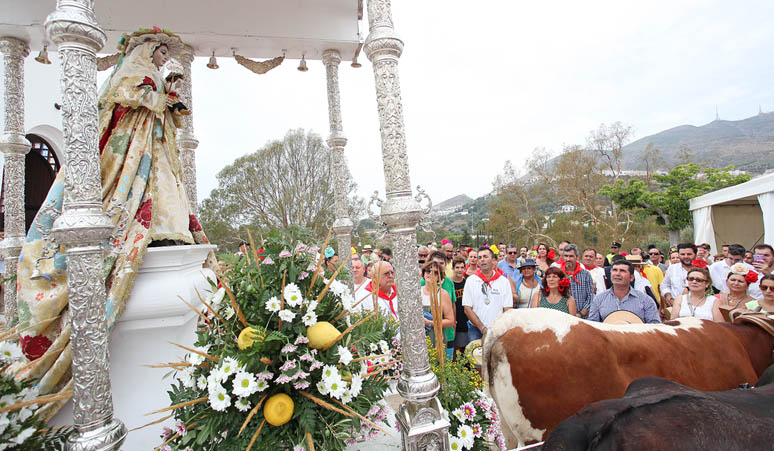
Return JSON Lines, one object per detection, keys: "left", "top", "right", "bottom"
{"left": 299, "top": 353, "right": 314, "bottom": 362}
{"left": 294, "top": 336, "right": 310, "bottom": 345}
{"left": 280, "top": 360, "right": 297, "bottom": 372}
{"left": 262, "top": 257, "right": 275, "bottom": 265}
{"left": 293, "top": 371, "right": 309, "bottom": 380}
{"left": 298, "top": 271, "right": 310, "bottom": 280}
{"left": 309, "top": 360, "right": 323, "bottom": 371}
{"left": 275, "top": 375, "right": 292, "bottom": 384}
{"left": 293, "top": 381, "right": 310, "bottom": 390}
{"left": 281, "top": 344, "right": 297, "bottom": 354}
{"left": 175, "top": 420, "right": 187, "bottom": 437}
{"left": 279, "top": 250, "right": 292, "bottom": 258}
{"left": 294, "top": 243, "right": 308, "bottom": 254}
{"left": 461, "top": 402, "right": 476, "bottom": 421}
{"left": 256, "top": 372, "right": 274, "bottom": 381}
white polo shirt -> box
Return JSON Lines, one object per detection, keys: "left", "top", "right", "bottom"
{"left": 462, "top": 271, "right": 513, "bottom": 329}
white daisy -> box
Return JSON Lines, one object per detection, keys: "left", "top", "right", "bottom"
{"left": 0, "top": 342, "right": 22, "bottom": 361}
{"left": 369, "top": 343, "right": 379, "bottom": 352}
{"left": 284, "top": 283, "right": 304, "bottom": 307}
{"left": 306, "top": 300, "right": 319, "bottom": 312}
{"left": 220, "top": 358, "right": 239, "bottom": 379}
{"left": 13, "top": 427, "right": 35, "bottom": 444}
{"left": 207, "top": 373, "right": 225, "bottom": 393}
{"left": 349, "top": 374, "right": 363, "bottom": 398}
{"left": 223, "top": 306, "right": 235, "bottom": 320}
{"left": 302, "top": 311, "right": 318, "bottom": 326}
{"left": 329, "top": 280, "right": 349, "bottom": 298}
{"left": 279, "top": 309, "right": 296, "bottom": 322}
{"left": 266, "top": 296, "right": 281, "bottom": 312}
{"left": 449, "top": 436, "right": 464, "bottom": 451}
{"left": 235, "top": 397, "right": 251, "bottom": 412}
{"left": 337, "top": 346, "right": 353, "bottom": 365}
{"left": 255, "top": 380, "right": 269, "bottom": 392}
{"left": 340, "top": 390, "right": 353, "bottom": 404}
{"left": 178, "top": 367, "right": 195, "bottom": 388}
{"left": 232, "top": 371, "right": 258, "bottom": 397}
{"left": 326, "top": 375, "right": 347, "bottom": 399}
{"left": 457, "top": 425, "right": 475, "bottom": 449}
{"left": 196, "top": 375, "right": 208, "bottom": 390}
{"left": 316, "top": 380, "right": 329, "bottom": 395}
{"left": 452, "top": 408, "right": 466, "bottom": 423}
{"left": 321, "top": 365, "right": 339, "bottom": 381}
{"left": 340, "top": 293, "right": 354, "bottom": 310}
{"left": 210, "top": 287, "right": 226, "bottom": 307}
{"left": 208, "top": 385, "right": 231, "bottom": 411}
{"left": 378, "top": 340, "right": 390, "bottom": 354}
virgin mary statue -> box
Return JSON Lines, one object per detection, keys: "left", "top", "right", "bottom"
{"left": 16, "top": 27, "right": 214, "bottom": 410}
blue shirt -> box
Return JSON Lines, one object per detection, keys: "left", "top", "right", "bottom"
{"left": 588, "top": 287, "right": 661, "bottom": 324}
{"left": 497, "top": 259, "right": 520, "bottom": 281}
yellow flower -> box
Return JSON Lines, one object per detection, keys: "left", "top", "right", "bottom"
{"left": 264, "top": 393, "right": 294, "bottom": 426}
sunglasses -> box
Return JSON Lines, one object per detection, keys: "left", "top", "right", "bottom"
{"left": 761, "top": 284, "right": 774, "bottom": 292}
{"left": 649, "top": 252, "right": 660, "bottom": 256}
{"left": 507, "top": 251, "right": 518, "bottom": 255}
{"left": 686, "top": 277, "right": 708, "bottom": 283}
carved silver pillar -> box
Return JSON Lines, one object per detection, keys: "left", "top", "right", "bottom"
{"left": 0, "top": 37, "right": 31, "bottom": 331}
{"left": 363, "top": 1, "right": 450, "bottom": 449}
{"left": 176, "top": 44, "right": 199, "bottom": 215}
{"left": 322, "top": 49, "right": 354, "bottom": 278}
{"left": 46, "top": 1, "right": 127, "bottom": 449}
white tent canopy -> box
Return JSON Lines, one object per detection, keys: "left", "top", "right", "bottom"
{"left": 689, "top": 172, "right": 774, "bottom": 253}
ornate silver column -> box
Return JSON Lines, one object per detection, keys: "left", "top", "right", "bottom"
{"left": 363, "top": 1, "right": 450, "bottom": 449}
{"left": 322, "top": 49, "right": 354, "bottom": 277}
{"left": 176, "top": 44, "right": 199, "bottom": 215}
{"left": 45, "top": 1, "right": 127, "bottom": 449}
{"left": 0, "top": 37, "right": 31, "bottom": 331}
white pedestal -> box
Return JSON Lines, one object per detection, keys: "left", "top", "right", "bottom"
{"left": 50, "top": 244, "right": 217, "bottom": 449}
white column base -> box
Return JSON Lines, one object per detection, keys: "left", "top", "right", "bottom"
{"left": 50, "top": 244, "right": 217, "bottom": 449}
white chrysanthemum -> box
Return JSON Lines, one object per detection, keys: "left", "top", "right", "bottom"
{"left": 349, "top": 374, "right": 363, "bottom": 398}
{"left": 279, "top": 309, "right": 296, "bottom": 322}
{"left": 266, "top": 296, "right": 281, "bottom": 312}
{"left": 340, "top": 390, "right": 353, "bottom": 404}
{"left": 220, "top": 358, "right": 239, "bottom": 379}
{"left": 302, "top": 310, "right": 318, "bottom": 326}
{"left": 449, "top": 436, "right": 464, "bottom": 451}
{"left": 337, "top": 346, "right": 353, "bottom": 365}
{"left": 306, "top": 300, "right": 319, "bottom": 312}
{"left": 256, "top": 380, "right": 269, "bottom": 392}
{"left": 369, "top": 343, "right": 379, "bottom": 352}
{"left": 326, "top": 375, "right": 347, "bottom": 399}
{"left": 232, "top": 371, "right": 258, "bottom": 397}
{"left": 223, "top": 306, "right": 235, "bottom": 320}
{"left": 359, "top": 362, "right": 369, "bottom": 376}
{"left": 207, "top": 374, "right": 225, "bottom": 392}
{"left": 186, "top": 348, "right": 208, "bottom": 366}
{"left": 378, "top": 340, "right": 390, "bottom": 354}
{"left": 457, "top": 425, "right": 475, "bottom": 449}
{"left": 340, "top": 293, "right": 354, "bottom": 310}
{"left": 284, "top": 283, "right": 304, "bottom": 307}
{"left": 196, "top": 375, "right": 208, "bottom": 390}
{"left": 235, "top": 397, "right": 251, "bottom": 412}
{"left": 452, "top": 408, "right": 466, "bottom": 423}
{"left": 316, "top": 380, "right": 329, "bottom": 395}
{"left": 321, "top": 365, "right": 339, "bottom": 381}
{"left": 210, "top": 287, "right": 226, "bottom": 307}
{"left": 0, "top": 342, "right": 22, "bottom": 361}
{"left": 179, "top": 367, "right": 195, "bottom": 388}
{"left": 208, "top": 385, "right": 231, "bottom": 411}
{"left": 329, "top": 280, "right": 349, "bottom": 298}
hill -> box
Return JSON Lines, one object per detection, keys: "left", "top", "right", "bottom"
{"left": 622, "top": 112, "right": 774, "bottom": 173}
{"left": 431, "top": 194, "right": 473, "bottom": 215}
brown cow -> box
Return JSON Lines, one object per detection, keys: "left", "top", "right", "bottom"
{"left": 483, "top": 308, "right": 774, "bottom": 447}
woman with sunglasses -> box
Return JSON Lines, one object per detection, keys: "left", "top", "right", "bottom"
{"left": 421, "top": 261, "right": 455, "bottom": 346}
{"left": 716, "top": 263, "right": 757, "bottom": 311}
{"left": 746, "top": 273, "right": 774, "bottom": 313}
{"left": 670, "top": 266, "right": 722, "bottom": 321}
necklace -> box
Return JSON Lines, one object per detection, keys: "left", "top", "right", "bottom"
{"left": 726, "top": 293, "right": 747, "bottom": 309}
{"left": 686, "top": 293, "right": 706, "bottom": 317}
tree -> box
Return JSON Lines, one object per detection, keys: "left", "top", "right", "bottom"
{"left": 199, "top": 129, "right": 364, "bottom": 248}
{"left": 600, "top": 163, "right": 751, "bottom": 245}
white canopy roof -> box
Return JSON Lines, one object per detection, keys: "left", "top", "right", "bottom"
{"left": 0, "top": 0, "right": 362, "bottom": 61}
{"left": 690, "top": 173, "right": 774, "bottom": 251}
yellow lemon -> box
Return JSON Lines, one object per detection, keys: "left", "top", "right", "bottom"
{"left": 264, "top": 393, "right": 294, "bottom": 426}
{"left": 237, "top": 326, "right": 265, "bottom": 350}
{"left": 306, "top": 321, "right": 341, "bottom": 349}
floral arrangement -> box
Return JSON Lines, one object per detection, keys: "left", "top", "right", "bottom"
{"left": 0, "top": 339, "right": 72, "bottom": 449}
{"left": 153, "top": 227, "right": 401, "bottom": 450}
{"left": 426, "top": 340, "right": 505, "bottom": 451}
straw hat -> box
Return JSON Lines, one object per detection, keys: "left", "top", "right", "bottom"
{"left": 603, "top": 310, "right": 644, "bottom": 325}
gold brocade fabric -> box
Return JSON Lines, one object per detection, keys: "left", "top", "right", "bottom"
{"left": 16, "top": 41, "right": 213, "bottom": 416}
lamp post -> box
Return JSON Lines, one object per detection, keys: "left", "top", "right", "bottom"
{"left": 364, "top": 0, "right": 450, "bottom": 449}
{"left": 46, "top": 0, "right": 127, "bottom": 448}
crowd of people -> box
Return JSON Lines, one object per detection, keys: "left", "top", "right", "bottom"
{"left": 342, "top": 238, "right": 774, "bottom": 356}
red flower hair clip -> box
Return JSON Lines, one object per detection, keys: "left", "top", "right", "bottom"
{"left": 745, "top": 270, "right": 759, "bottom": 284}
{"left": 558, "top": 278, "right": 571, "bottom": 291}
{"left": 691, "top": 259, "right": 708, "bottom": 269}
{"left": 547, "top": 249, "right": 556, "bottom": 260}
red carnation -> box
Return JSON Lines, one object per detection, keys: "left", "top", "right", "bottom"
{"left": 691, "top": 259, "right": 708, "bottom": 269}
{"left": 559, "top": 278, "right": 571, "bottom": 290}
{"left": 547, "top": 249, "right": 556, "bottom": 260}
{"left": 20, "top": 334, "right": 53, "bottom": 361}
{"left": 745, "top": 270, "right": 759, "bottom": 284}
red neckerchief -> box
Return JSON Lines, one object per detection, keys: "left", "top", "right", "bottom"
{"left": 582, "top": 263, "right": 597, "bottom": 270}
{"left": 365, "top": 281, "right": 397, "bottom": 317}
{"left": 474, "top": 268, "right": 503, "bottom": 287}
{"left": 560, "top": 261, "right": 582, "bottom": 284}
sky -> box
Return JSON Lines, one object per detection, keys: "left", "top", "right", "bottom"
{"left": 5, "top": 0, "right": 774, "bottom": 207}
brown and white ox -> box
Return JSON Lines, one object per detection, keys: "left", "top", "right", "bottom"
{"left": 482, "top": 308, "right": 774, "bottom": 447}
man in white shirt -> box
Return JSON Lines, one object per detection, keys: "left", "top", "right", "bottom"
{"left": 463, "top": 246, "right": 512, "bottom": 340}
{"left": 581, "top": 247, "right": 606, "bottom": 294}
{"left": 709, "top": 244, "right": 750, "bottom": 293}
{"left": 661, "top": 243, "right": 698, "bottom": 307}
{"left": 364, "top": 261, "right": 398, "bottom": 321}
